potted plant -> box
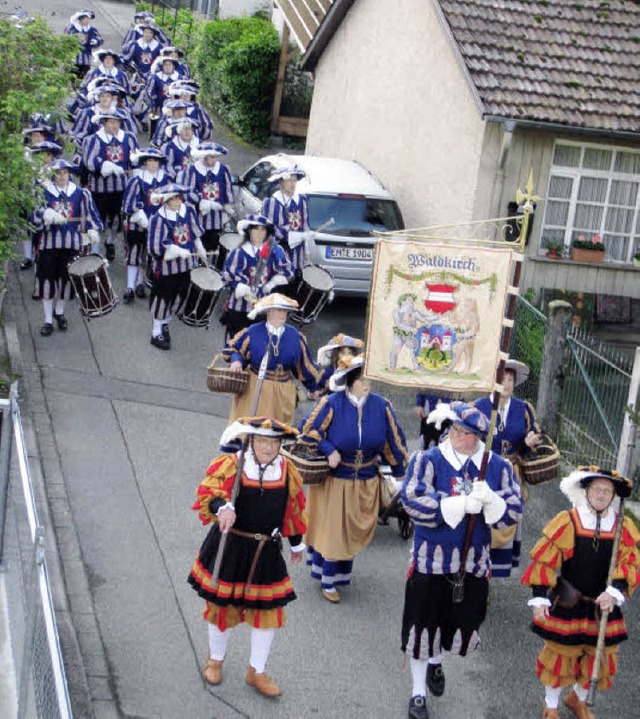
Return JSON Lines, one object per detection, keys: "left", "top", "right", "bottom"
{"left": 543, "top": 239, "right": 565, "bottom": 259}
{"left": 570, "top": 234, "right": 605, "bottom": 264}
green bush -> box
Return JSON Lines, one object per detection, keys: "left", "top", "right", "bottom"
{"left": 135, "top": 2, "right": 201, "bottom": 54}
{"left": 0, "top": 17, "right": 77, "bottom": 269}
{"left": 194, "top": 17, "right": 279, "bottom": 144}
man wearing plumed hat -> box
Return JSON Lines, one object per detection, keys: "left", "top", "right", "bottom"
{"left": 64, "top": 10, "right": 103, "bottom": 80}
{"left": 522, "top": 467, "right": 639, "bottom": 719}
{"left": 400, "top": 401, "right": 522, "bottom": 719}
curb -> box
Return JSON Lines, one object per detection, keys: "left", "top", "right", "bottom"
{"left": 5, "top": 268, "right": 120, "bottom": 719}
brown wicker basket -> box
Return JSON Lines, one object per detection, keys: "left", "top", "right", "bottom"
{"left": 281, "top": 442, "right": 329, "bottom": 485}
{"left": 206, "top": 354, "right": 249, "bottom": 395}
{"left": 518, "top": 435, "right": 560, "bottom": 486}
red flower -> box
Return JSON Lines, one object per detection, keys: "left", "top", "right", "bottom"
{"left": 592, "top": 234, "right": 602, "bottom": 244}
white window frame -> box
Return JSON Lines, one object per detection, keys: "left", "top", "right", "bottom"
{"left": 540, "top": 140, "right": 640, "bottom": 264}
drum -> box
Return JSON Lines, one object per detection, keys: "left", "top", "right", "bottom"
{"left": 68, "top": 254, "right": 117, "bottom": 318}
{"left": 177, "top": 267, "right": 224, "bottom": 328}
{"left": 290, "top": 265, "right": 335, "bottom": 324}
{"left": 219, "top": 232, "right": 242, "bottom": 252}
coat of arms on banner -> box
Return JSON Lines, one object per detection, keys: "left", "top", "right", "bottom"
{"left": 365, "top": 238, "right": 514, "bottom": 396}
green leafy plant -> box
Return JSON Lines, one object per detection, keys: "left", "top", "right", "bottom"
{"left": 194, "top": 17, "right": 279, "bottom": 144}
{"left": 0, "top": 17, "right": 77, "bottom": 274}
{"left": 543, "top": 238, "right": 566, "bottom": 256}
{"left": 573, "top": 233, "right": 605, "bottom": 251}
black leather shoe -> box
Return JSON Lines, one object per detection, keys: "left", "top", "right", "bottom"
{"left": 20, "top": 258, "right": 33, "bottom": 270}
{"left": 40, "top": 322, "right": 54, "bottom": 337}
{"left": 135, "top": 283, "right": 147, "bottom": 299}
{"left": 408, "top": 695, "right": 428, "bottom": 719}
{"left": 123, "top": 288, "right": 135, "bottom": 304}
{"left": 162, "top": 324, "right": 171, "bottom": 342}
{"left": 105, "top": 244, "right": 115, "bottom": 261}
{"left": 426, "top": 663, "right": 445, "bottom": 697}
{"left": 150, "top": 334, "right": 170, "bottom": 350}
{"left": 54, "top": 314, "right": 68, "bottom": 331}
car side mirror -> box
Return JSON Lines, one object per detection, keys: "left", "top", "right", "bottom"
{"left": 232, "top": 175, "right": 242, "bottom": 186}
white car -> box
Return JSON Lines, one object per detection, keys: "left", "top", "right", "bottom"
{"left": 233, "top": 154, "right": 404, "bottom": 295}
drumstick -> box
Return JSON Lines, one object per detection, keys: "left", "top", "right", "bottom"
{"left": 314, "top": 217, "right": 335, "bottom": 233}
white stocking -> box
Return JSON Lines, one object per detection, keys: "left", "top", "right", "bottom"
{"left": 42, "top": 299, "right": 54, "bottom": 324}
{"left": 249, "top": 627, "right": 275, "bottom": 674}
{"left": 152, "top": 319, "right": 164, "bottom": 337}
{"left": 127, "top": 266, "right": 138, "bottom": 290}
{"left": 54, "top": 299, "right": 65, "bottom": 316}
{"left": 207, "top": 624, "right": 231, "bottom": 661}
{"left": 544, "top": 686, "right": 562, "bottom": 709}
{"left": 573, "top": 683, "right": 588, "bottom": 702}
{"left": 410, "top": 657, "right": 427, "bottom": 698}
{"left": 22, "top": 240, "right": 33, "bottom": 260}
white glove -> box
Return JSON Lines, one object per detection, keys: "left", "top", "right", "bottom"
{"left": 288, "top": 230, "right": 305, "bottom": 248}
{"left": 81, "top": 233, "right": 91, "bottom": 247}
{"left": 100, "top": 160, "right": 122, "bottom": 177}
{"left": 440, "top": 495, "right": 466, "bottom": 529}
{"left": 303, "top": 230, "right": 316, "bottom": 253}
{"left": 199, "top": 199, "right": 213, "bottom": 214}
{"left": 223, "top": 204, "right": 236, "bottom": 217}
{"left": 468, "top": 481, "right": 493, "bottom": 504}
{"left": 482, "top": 492, "right": 507, "bottom": 525}
{"left": 209, "top": 200, "right": 223, "bottom": 212}
{"left": 130, "top": 209, "right": 149, "bottom": 228}
{"left": 194, "top": 238, "right": 208, "bottom": 264}
{"left": 464, "top": 494, "right": 483, "bottom": 515}
{"left": 163, "top": 244, "right": 191, "bottom": 261}
{"left": 44, "top": 208, "right": 67, "bottom": 225}
{"left": 264, "top": 274, "right": 288, "bottom": 293}
{"left": 87, "top": 229, "right": 100, "bottom": 244}
{"left": 235, "top": 282, "right": 252, "bottom": 299}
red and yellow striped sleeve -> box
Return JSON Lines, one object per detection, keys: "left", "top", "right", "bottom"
{"left": 613, "top": 516, "right": 640, "bottom": 596}
{"left": 521, "top": 510, "right": 575, "bottom": 588}
{"left": 281, "top": 458, "right": 308, "bottom": 537}
{"left": 191, "top": 454, "right": 238, "bottom": 525}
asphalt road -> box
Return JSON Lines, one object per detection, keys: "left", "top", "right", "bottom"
{"left": 4, "top": 1, "right": 640, "bottom": 718}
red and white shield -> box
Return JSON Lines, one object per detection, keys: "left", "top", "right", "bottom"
{"left": 287, "top": 209, "right": 302, "bottom": 231}
{"left": 141, "top": 52, "right": 152, "bottom": 65}
{"left": 202, "top": 181, "right": 220, "bottom": 200}
{"left": 52, "top": 200, "right": 73, "bottom": 220}
{"left": 173, "top": 223, "right": 191, "bottom": 245}
{"left": 424, "top": 283, "right": 458, "bottom": 314}
{"left": 106, "top": 144, "right": 123, "bottom": 163}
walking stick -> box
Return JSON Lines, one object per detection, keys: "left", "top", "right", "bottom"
{"left": 586, "top": 496, "right": 626, "bottom": 707}
{"left": 209, "top": 341, "right": 272, "bottom": 587}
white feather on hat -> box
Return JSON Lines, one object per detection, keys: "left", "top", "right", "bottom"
{"left": 247, "top": 293, "right": 299, "bottom": 320}
{"left": 328, "top": 355, "right": 365, "bottom": 393}
{"left": 219, "top": 417, "right": 298, "bottom": 447}
{"left": 426, "top": 403, "right": 458, "bottom": 430}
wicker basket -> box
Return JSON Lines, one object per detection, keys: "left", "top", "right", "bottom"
{"left": 281, "top": 442, "right": 329, "bottom": 485}
{"left": 518, "top": 435, "right": 560, "bottom": 486}
{"left": 206, "top": 354, "right": 248, "bottom": 395}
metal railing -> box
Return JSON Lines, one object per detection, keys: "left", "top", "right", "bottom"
{"left": 141, "top": 0, "right": 200, "bottom": 54}
{"left": 0, "top": 384, "right": 72, "bottom": 719}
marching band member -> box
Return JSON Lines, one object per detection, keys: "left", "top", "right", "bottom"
{"left": 183, "top": 142, "right": 235, "bottom": 270}
{"left": 162, "top": 117, "right": 200, "bottom": 181}
{"left": 121, "top": 12, "right": 170, "bottom": 52}
{"left": 222, "top": 293, "right": 323, "bottom": 427}
{"left": 522, "top": 467, "right": 639, "bottom": 719}
{"left": 121, "top": 147, "right": 169, "bottom": 304}
{"left": 220, "top": 214, "right": 293, "bottom": 339}
{"left": 298, "top": 355, "right": 407, "bottom": 602}
{"left": 400, "top": 402, "right": 521, "bottom": 719}
{"left": 153, "top": 81, "right": 213, "bottom": 145}
{"left": 64, "top": 10, "right": 103, "bottom": 80}
{"left": 83, "top": 49, "right": 131, "bottom": 95}
{"left": 147, "top": 182, "right": 206, "bottom": 350}
{"left": 474, "top": 359, "right": 542, "bottom": 577}
{"left": 188, "top": 416, "right": 306, "bottom": 698}
{"left": 122, "top": 23, "right": 163, "bottom": 79}
{"left": 149, "top": 47, "right": 191, "bottom": 81}
{"left": 73, "top": 83, "right": 137, "bottom": 144}
{"left": 261, "top": 166, "right": 315, "bottom": 279}
{"left": 145, "top": 57, "right": 182, "bottom": 131}
{"left": 83, "top": 108, "right": 139, "bottom": 259}
{"left": 31, "top": 159, "right": 103, "bottom": 336}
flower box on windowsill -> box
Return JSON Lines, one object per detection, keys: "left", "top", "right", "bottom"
{"left": 570, "top": 247, "right": 605, "bottom": 264}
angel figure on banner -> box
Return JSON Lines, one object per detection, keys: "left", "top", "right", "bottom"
{"left": 389, "top": 293, "right": 434, "bottom": 371}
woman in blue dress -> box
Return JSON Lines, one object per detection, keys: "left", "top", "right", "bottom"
{"left": 474, "top": 359, "right": 542, "bottom": 577}
{"left": 298, "top": 355, "right": 408, "bottom": 602}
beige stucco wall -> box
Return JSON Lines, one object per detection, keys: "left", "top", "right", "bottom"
{"left": 305, "top": 0, "right": 488, "bottom": 229}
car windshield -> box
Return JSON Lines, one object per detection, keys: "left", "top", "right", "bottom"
{"left": 308, "top": 195, "right": 403, "bottom": 236}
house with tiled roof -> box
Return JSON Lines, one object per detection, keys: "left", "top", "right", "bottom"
{"left": 292, "top": 0, "right": 640, "bottom": 301}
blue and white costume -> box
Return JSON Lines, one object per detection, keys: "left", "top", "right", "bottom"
{"left": 261, "top": 190, "right": 310, "bottom": 272}
{"left": 64, "top": 18, "right": 103, "bottom": 72}
{"left": 183, "top": 160, "right": 234, "bottom": 232}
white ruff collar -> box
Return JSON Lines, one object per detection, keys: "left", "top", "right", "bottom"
{"left": 46, "top": 181, "right": 77, "bottom": 198}
{"left": 160, "top": 203, "right": 187, "bottom": 221}
{"left": 440, "top": 437, "right": 485, "bottom": 471}
{"left": 243, "top": 448, "right": 283, "bottom": 482}
{"left": 97, "top": 127, "right": 125, "bottom": 143}
{"left": 275, "top": 189, "right": 300, "bottom": 206}
{"left": 577, "top": 503, "right": 616, "bottom": 531}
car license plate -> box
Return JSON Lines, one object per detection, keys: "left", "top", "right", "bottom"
{"left": 325, "top": 246, "right": 373, "bottom": 260}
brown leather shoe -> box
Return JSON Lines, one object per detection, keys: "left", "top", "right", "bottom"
{"left": 245, "top": 666, "right": 282, "bottom": 697}
{"left": 541, "top": 707, "right": 559, "bottom": 719}
{"left": 563, "top": 690, "right": 596, "bottom": 719}
{"left": 321, "top": 588, "right": 340, "bottom": 603}
{"left": 203, "top": 659, "right": 223, "bottom": 686}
